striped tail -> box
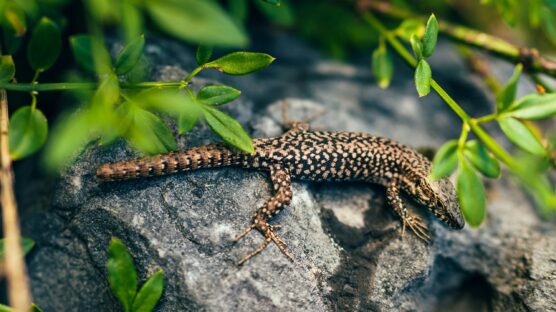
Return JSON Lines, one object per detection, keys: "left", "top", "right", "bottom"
{"left": 96, "top": 144, "right": 243, "bottom": 182}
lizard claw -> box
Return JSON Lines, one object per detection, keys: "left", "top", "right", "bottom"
{"left": 236, "top": 222, "right": 293, "bottom": 266}
{"left": 404, "top": 216, "right": 430, "bottom": 242}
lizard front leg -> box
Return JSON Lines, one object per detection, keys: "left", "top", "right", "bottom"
{"left": 235, "top": 163, "right": 294, "bottom": 265}
{"left": 386, "top": 183, "right": 430, "bottom": 242}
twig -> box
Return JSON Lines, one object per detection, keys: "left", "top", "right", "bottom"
{"left": 0, "top": 89, "right": 32, "bottom": 311}
{"left": 357, "top": 0, "right": 556, "bottom": 79}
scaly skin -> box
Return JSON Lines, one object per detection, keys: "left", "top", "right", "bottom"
{"left": 97, "top": 122, "right": 465, "bottom": 265}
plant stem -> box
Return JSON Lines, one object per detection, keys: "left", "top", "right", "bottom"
{"left": 358, "top": 0, "right": 556, "bottom": 79}
{"left": 362, "top": 11, "right": 520, "bottom": 170}
{"left": 0, "top": 89, "right": 32, "bottom": 311}
{"left": 0, "top": 81, "right": 184, "bottom": 92}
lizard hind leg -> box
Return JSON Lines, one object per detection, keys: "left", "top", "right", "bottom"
{"left": 386, "top": 183, "right": 431, "bottom": 242}
{"left": 235, "top": 163, "right": 294, "bottom": 265}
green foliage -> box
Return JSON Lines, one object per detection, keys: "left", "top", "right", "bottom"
{"left": 457, "top": 157, "right": 486, "bottom": 227}
{"left": 108, "top": 238, "right": 164, "bottom": 312}
{"left": 195, "top": 45, "right": 213, "bottom": 65}
{"left": 414, "top": 59, "right": 431, "bottom": 97}
{"left": 0, "top": 55, "right": 15, "bottom": 82}
{"left": 197, "top": 85, "right": 241, "bottom": 106}
{"left": 496, "top": 63, "right": 522, "bottom": 112}
{"left": 203, "top": 106, "right": 254, "bottom": 153}
{"left": 27, "top": 17, "right": 61, "bottom": 72}
{"left": 253, "top": 0, "right": 294, "bottom": 27}
{"left": 8, "top": 106, "right": 48, "bottom": 160}
{"left": 206, "top": 52, "right": 275, "bottom": 75}
{"left": 409, "top": 34, "right": 423, "bottom": 59}
{"left": 421, "top": 14, "right": 438, "bottom": 57}
{"left": 115, "top": 35, "right": 145, "bottom": 75}
{"left": 498, "top": 117, "right": 547, "bottom": 156}
{"left": 371, "top": 42, "right": 394, "bottom": 89}
{"left": 464, "top": 140, "right": 500, "bottom": 178}
{"left": 506, "top": 93, "right": 556, "bottom": 119}
{"left": 0, "top": 237, "right": 35, "bottom": 258}
{"left": 0, "top": 303, "right": 43, "bottom": 312}
{"left": 146, "top": 0, "right": 247, "bottom": 47}
{"left": 430, "top": 140, "right": 458, "bottom": 180}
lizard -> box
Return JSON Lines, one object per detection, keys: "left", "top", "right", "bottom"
{"left": 96, "top": 110, "right": 465, "bottom": 266}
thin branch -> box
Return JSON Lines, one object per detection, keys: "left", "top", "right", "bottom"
{"left": 0, "top": 89, "right": 32, "bottom": 311}
{"left": 357, "top": 0, "right": 556, "bottom": 79}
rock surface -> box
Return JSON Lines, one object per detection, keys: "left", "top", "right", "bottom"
{"left": 17, "top": 32, "right": 556, "bottom": 312}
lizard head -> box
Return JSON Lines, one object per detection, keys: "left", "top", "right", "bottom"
{"left": 412, "top": 177, "right": 465, "bottom": 230}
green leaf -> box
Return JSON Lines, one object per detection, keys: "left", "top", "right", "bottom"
{"left": 414, "top": 59, "right": 431, "bottom": 97}
{"left": 69, "top": 35, "right": 112, "bottom": 74}
{"left": 42, "top": 109, "right": 96, "bottom": 171}
{"left": 464, "top": 140, "right": 500, "bottom": 178}
{"left": 202, "top": 106, "right": 253, "bottom": 153}
{"left": 30, "top": 304, "right": 43, "bottom": 312}
{"left": 178, "top": 102, "right": 201, "bottom": 135}
{"left": 254, "top": 0, "right": 294, "bottom": 27}
{"left": 136, "top": 88, "right": 193, "bottom": 117}
{"left": 507, "top": 93, "right": 556, "bottom": 120}
{"left": 126, "top": 104, "right": 177, "bottom": 155}
{"left": 457, "top": 158, "right": 486, "bottom": 227}
{"left": 0, "top": 237, "right": 35, "bottom": 258}
{"left": 146, "top": 0, "right": 247, "bottom": 47}
{"left": 498, "top": 117, "right": 547, "bottom": 156}
{"left": 228, "top": 0, "right": 248, "bottom": 24}
{"left": 422, "top": 14, "right": 439, "bottom": 58}
{"left": 27, "top": 17, "right": 61, "bottom": 72}
{"left": 395, "top": 18, "right": 424, "bottom": 41}
{"left": 261, "top": 0, "right": 280, "bottom": 5}
{"left": 9, "top": 106, "right": 48, "bottom": 160}
{"left": 371, "top": 45, "right": 394, "bottom": 89}
{"left": 196, "top": 45, "right": 213, "bottom": 65}
{"left": 108, "top": 238, "right": 138, "bottom": 312}
{"left": 0, "top": 55, "right": 15, "bottom": 82}
{"left": 206, "top": 52, "right": 275, "bottom": 75}
{"left": 122, "top": 0, "right": 143, "bottom": 42}
{"left": 0, "top": 304, "right": 12, "bottom": 312}
{"left": 496, "top": 63, "right": 522, "bottom": 112}
{"left": 197, "top": 85, "right": 241, "bottom": 106}
{"left": 409, "top": 34, "right": 422, "bottom": 59}
{"left": 93, "top": 74, "right": 120, "bottom": 110}
{"left": 1, "top": 4, "right": 27, "bottom": 54}
{"left": 115, "top": 34, "right": 145, "bottom": 75}
{"left": 430, "top": 140, "right": 458, "bottom": 180}
{"left": 131, "top": 270, "right": 164, "bottom": 312}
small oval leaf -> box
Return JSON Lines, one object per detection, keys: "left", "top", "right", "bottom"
{"left": 508, "top": 93, "right": 556, "bottom": 120}
{"left": 457, "top": 158, "right": 486, "bottom": 227}
{"left": 126, "top": 105, "right": 177, "bottom": 155}
{"left": 27, "top": 17, "right": 61, "bottom": 72}
{"left": 70, "top": 35, "right": 111, "bottom": 73}
{"left": 197, "top": 85, "right": 241, "bottom": 106}
{"left": 464, "top": 140, "right": 501, "bottom": 178}
{"left": 131, "top": 270, "right": 164, "bottom": 312}
{"left": 9, "top": 106, "right": 48, "bottom": 160}
{"left": 498, "top": 117, "right": 547, "bottom": 156}
{"left": 179, "top": 102, "right": 201, "bottom": 135}
{"left": 395, "top": 18, "right": 424, "bottom": 41}
{"left": 107, "top": 238, "right": 138, "bottom": 312}
{"left": 115, "top": 34, "right": 145, "bottom": 75}
{"left": 415, "top": 59, "right": 431, "bottom": 97}
{"left": 371, "top": 45, "right": 394, "bottom": 89}
{"left": 422, "top": 14, "right": 439, "bottom": 58}
{"left": 496, "top": 63, "right": 522, "bottom": 112}
{"left": 0, "top": 55, "right": 16, "bottom": 82}
{"left": 430, "top": 140, "right": 458, "bottom": 180}
{"left": 196, "top": 45, "right": 213, "bottom": 65}
{"left": 202, "top": 106, "right": 253, "bottom": 153}
{"left": 207, "top": 52, "right": 275, "bottom": 75}
{"left": 410, "top": 34, "right": 423, "bottom": 59}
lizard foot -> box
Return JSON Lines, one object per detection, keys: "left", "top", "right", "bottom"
{"left": 401, "top": 215, "right": 430, "bottom": 242}
{"left": 236, "top": 222, "right": 293, "bottom": 266}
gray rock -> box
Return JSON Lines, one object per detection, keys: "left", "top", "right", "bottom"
{"left": 18, "top": 32, "right": 556, "bottom": 312}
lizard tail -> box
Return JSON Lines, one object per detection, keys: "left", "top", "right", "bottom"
{"left": 96, "top": 144, "right": 243, "bottom": 182}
